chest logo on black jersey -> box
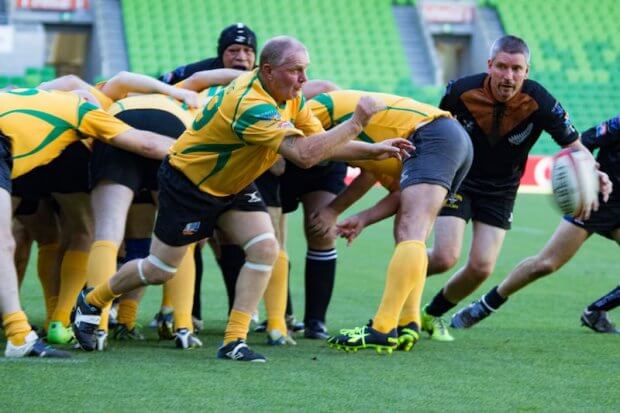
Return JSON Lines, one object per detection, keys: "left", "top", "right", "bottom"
{"left": 507, "top": 123, "right": 533, "bottom": 145}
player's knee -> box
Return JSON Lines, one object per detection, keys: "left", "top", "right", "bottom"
{"left": 243, "top": 233, "right": 279, "bottom": 266}
{"left": 466, "top": 260, "right": 495, "bottom": 282}
{"left": 430, "top": 250, "right": 459, "bottom": 273}
{"left": 533, "top": 256, "right": 560, "bottom": 277}
{"left": 138, "top": 255, "right": 177, "bottom": 285}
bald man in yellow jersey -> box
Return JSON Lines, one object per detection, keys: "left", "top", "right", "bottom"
{"left": 301, "top": 90, "right": 474, "bottom": 353}
{"left": 0, "top": 88, "right": 173, "bottom": 358}
{"left": 71, "top": 36, "right": 411, "bottom": 361}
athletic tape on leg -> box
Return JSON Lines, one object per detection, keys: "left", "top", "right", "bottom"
{"left": 147, "top": 254, "right": 178, "bottom": 273}
{"left": 137, "top": 259, "right": 148, "bottom": 285}
{"left": 242, "top": 232, "right": 276, "bottom": 251}
{"left": 243, "top": 261, "right": 273, "bottom": 272}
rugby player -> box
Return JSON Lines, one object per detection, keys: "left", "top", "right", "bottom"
{"left": 71, "top": 36, "right": 410, "bottom": 361}
{"left": 449, "top": 115, "right": 616, "bottom": 333}
{"left": 322, "top": 90, "right": 474, "bottom": 353}
{"left": 419, "top": 35, "right": 609, "bottom": 341}
{"left": 1, "top": 87, "right": 173, "bottom": 357}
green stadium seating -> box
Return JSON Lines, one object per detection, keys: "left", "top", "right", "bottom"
{"left": 121, "top": 0, "right": 416, "bottom": 99}
{"left": 120, "top": 0, "right": 619, "bottom": 156}
{"left": 487, "top": 0, "right": 620, "bottom": 154}
{"left": 0, "top": 66, "right": 55, "bottom": 89}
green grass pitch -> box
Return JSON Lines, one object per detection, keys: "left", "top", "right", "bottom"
{"left": 1, "top": 190, "right": 618, "bottom": 411}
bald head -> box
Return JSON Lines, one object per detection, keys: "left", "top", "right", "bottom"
{"left": 257, "top": 36, "right": 309, "bottom": 104}
{"left": 259, "top": 36, "right": 308, "bottom": 67}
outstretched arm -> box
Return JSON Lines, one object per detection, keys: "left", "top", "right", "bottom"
{"left": 179, "top": 69, "right": 244, "bottom": 91}
{"left": 101, "top": 71, "right": 200, "bottom": 107}
{"left": 337, "top": 190, "right": 400, "bottom": 245}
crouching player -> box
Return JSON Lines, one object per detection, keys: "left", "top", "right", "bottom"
{"left": 294, "top": 89, "right": 473, "bottom": 353}
{"left": 450, "top": 116, "right": 616, "bottom": 332}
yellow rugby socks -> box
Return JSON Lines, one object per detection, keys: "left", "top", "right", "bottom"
{"left": 163, "top": 245, "right": 195, "bottom": 331}
{"left": 37, "top": 243, "right": 59, "bottom": 328}
{"left": 52, "top": 250, "right": 89, "bottom": 326}
{"left": 264, "top": 250, "right": 289, "bottom": 334}
{"left": 3, "top": 311, "right": 32, "bottom": 346}
{"left": 224, "top": 309, "right": 252, "bottom": 344}
{"left": 373, "top": 240, "right": 427, "bottom": 334}
{"left": 86, "top": 281, "right": 118, "bottom": 309}
{"left": 117, "top": 299, "right": 139, "bottom": 330}
{"left": 86, "top": 240, "right": 119, "bottom": 331}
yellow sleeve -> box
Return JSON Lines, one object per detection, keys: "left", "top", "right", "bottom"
{"left": 76, "top": 101, "right": 132, "bottom": 142}
{"left": 89, "top": 84, "right": 115, "bottom": 109}
{"left": 232, "top": 103, "right": 305, "bottom": 152}
{"left": 296, "top": 98, "right": 325, "bottom": 136}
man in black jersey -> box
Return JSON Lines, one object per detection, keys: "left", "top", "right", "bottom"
{"left": 159, "top": 23, "right": 256, "bottom": 84}
{"left": 420, "top": 35, "right": 611, "bottom": 341}
{"left": 450, "top": 115, "right": 617, "bottom": 333}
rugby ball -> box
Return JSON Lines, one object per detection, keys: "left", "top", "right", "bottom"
{"left": 551, "top": 148, "right": 599, "bottom": 216}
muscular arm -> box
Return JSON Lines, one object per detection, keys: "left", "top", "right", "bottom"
{"left": 329, "top": 170, "right": 377, "bottom": 214}
{"left": 109, "top": 129, "right": 175, "bottom": 160}
{"left": 39, "top": 74, "right": 91, "bottom": 91}
{"left": 278, "top": 118, "right": 363, "bottom": 168}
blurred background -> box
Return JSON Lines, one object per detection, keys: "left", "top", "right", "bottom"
{"left": 1, "top": 0, "right": 618, "bottom": 155}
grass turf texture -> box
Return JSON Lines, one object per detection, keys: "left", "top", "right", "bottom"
{"left": 2, "top": 191, "right": 618, "bottom": 411}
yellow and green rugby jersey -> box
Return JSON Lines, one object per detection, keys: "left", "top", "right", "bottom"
{"left": 309, "top": 90, "right": 451, "bottom": 190}
{"left": 169, "top": 70, "right": 324, "bottom": 196}
{"left": 107, "top": 93, "right": 194, "bottom": 128}
{"left": 0, "top": 89, "right": 131, "bottom": 178}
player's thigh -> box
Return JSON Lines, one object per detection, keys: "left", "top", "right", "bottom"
{"left": 0, "top": 188, "right": 15, "bottom": 244}
{"left": 217, "top": 209, "right": 275, "bottom": 247}
{"left": 53, "top": 192, "right": 93, "bottom": 234}
{"left": 537, "top": 219, "right": 590, "bottom": 268}
{"left": 126, "top": 202, "right": 157, "bottom": 239}
{"left": 149, "top": 233, "right": 189, "bottom": 268}
{"left": 432, "top": 215, "right": 467, "bottom": 258}
{"left": 468, "top": 221, "right": 508, "bottom": 268}
{"left": 266, "top": 206, "right": 284, "bottom": 245}
{"left": 16, "top": 198, "right": 60, "bottom": 244}
{"left": 396, "top": 183, "right": 448, "bottom": 242}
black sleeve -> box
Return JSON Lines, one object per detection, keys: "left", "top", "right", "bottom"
{"left": 536, "top": 86, "right": 579, "bottom": 146}
{"left": 158, "top": 57, "right": 222, "bottom": 84}
{"left": 581, "top": 115, "right": 620, "bottom": 151}
{"left": 438, "top": 80, "right": 459, "bottom": 113}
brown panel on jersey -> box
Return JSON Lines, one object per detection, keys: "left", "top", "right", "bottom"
{"left": 461, "top": 76, "right": 539, "bottom": 146}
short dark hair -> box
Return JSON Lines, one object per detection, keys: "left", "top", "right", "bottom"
{"left": 489, "top": 35, "right": 530, "bottom": 64}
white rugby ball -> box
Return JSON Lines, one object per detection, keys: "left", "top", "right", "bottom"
{"left": 551, "top": 148, "right": 599, "bottom": 216}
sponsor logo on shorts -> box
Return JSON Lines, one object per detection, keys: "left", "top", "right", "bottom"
{"left": 508, "top": 212, "right": 513, "bottom": 223}
{"left": 182, "top": 221, "right": 201, "bottom": 236}
{"left": 245, "top": 191, "right": 262, "bottom": 203}
{"left": 443, "top": 193, "right": 463, "bottom": 209}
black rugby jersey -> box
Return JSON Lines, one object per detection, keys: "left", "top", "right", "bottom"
{"left": 440, "top": 73, "right": 578, "bottom": 198}
{"left": 582, "top": 115, "right": 620, "bottom": 201}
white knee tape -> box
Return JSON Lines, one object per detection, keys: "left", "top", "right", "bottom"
{"left": 243, "top": 261, "right": 273, "bottom": 272}
{"left": 146, "top": 254, "right": 178, "bottom": 273}
{"left": 242, "top": 232, "right": 276, "bottom": 251}
{"left": 137, "top": 259, "right": 149, "bottom": 285}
